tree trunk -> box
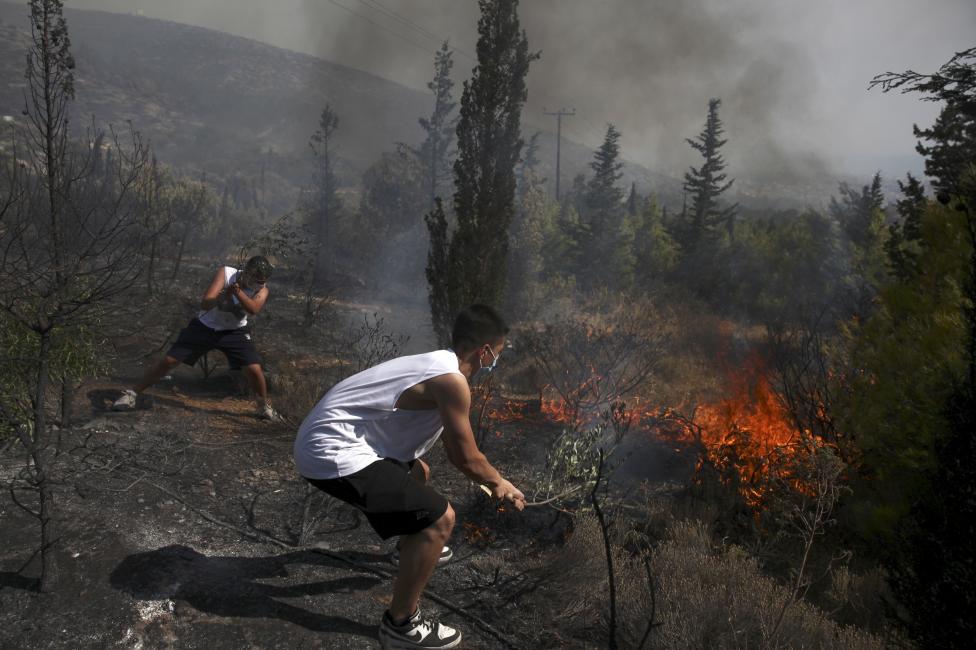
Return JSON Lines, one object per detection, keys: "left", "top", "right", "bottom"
{"left": 147, "top": 234, "right": 157, "bottom": 293}
{"left": 33, "top": 330, "right": 59, "bottom": 593}
{"left": 172, "top": 224, "right": 190, "bottom": 280}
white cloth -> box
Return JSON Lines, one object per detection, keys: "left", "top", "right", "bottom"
{"left": 294, "top": 350, "right": 463, "bottom": 479}
{"left": 197, "top": 266, "right": 259, "bottom": 331}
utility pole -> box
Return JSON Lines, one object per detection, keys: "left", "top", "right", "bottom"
{"left": 543, "top": 107, "right": 575, "bottom": 200}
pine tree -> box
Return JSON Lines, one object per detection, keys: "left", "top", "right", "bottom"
{"left": 426, "top": 0, "right": 538, "bottom": 341}
{"left": 626, "top": 182, "right": 639, "bottom": 217}
{"left": 680, "top": 98, "right": 738, "bottom": 250}
{"left": 581, "top": 124, "right": 627, "bottom": 289}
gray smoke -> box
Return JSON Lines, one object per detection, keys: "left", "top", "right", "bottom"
{"left": 66, "top": 0, "right": 975, "bottom": 181}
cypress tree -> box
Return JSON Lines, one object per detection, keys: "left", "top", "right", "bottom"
{"left": 426, "top": 0, "right": 538, "bottom": 341}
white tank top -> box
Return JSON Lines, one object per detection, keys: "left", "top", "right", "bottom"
{"left": 293, "top": 350, "right": 464, "bottom": 479}
{"left": 197, "top": 266, "right": 259, "bottom": 331}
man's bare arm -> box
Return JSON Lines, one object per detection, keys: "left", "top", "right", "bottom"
{"left": 428, "top": 373, "right": 525, "bottom": 510}
{"left": 199, "top": 268, "right": 228, "bottom": 310}
{"left": 228, "top": 283, "right": 268, "bottom": 315}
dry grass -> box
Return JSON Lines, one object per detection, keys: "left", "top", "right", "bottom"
{"left": 522, "top": 514, "right": 887, "bottom": 649}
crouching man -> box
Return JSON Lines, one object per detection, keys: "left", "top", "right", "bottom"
{"left": 113, "top": 255, "right": 280, "bottom": 420}
{"left": 294, "top": 305, "right": 525, "bottom": 649}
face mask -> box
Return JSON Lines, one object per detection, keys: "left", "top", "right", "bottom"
{"left": 473, "top": 347, "right": 499, "bottom": 381}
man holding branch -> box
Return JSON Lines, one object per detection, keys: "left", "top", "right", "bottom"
{"left": 294, "top": 304, "right": 524, "bottom": 649}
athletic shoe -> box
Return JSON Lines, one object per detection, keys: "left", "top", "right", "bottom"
{"left": 378, "top": 608, "right": 461, "bottom": 649}
{"left": 257, "top": 404, "right": 283, "bottom": 421}
{"left": 390, "top": 542, "right": 453, "bottom": 567}
{"left": 111, "top": 389, "right": 137, "bottom": 411}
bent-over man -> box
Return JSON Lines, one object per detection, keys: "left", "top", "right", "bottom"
{"left": 113, "top": 255, "right": 280, "bottom": 420}
{"left": 294, "top": 304, "right": 525, "bottom": 649}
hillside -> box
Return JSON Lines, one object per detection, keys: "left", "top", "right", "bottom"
{"left": 0, "top": 2, "right": 727, "bottom": 211}
{"left": 0, "top": 3, "right": 878, "bottom": 215}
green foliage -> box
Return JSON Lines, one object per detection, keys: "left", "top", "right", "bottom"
{"left": 888, "top": 382, "right": 976, "bottom": 648}
{"left": 506, "top": 169, "right": 560, "bottom": 318}
{"left": 721, "top": 209, "right": 843, "bottom": 324}
{"left": 0, "top": 311, "right": 106, "bottom": 438}
{"left": 885, "top": 173, "right": 926, "bottom": 281}
{"left": 359, "top": 152, "right": 426, "bottom": 242}
{"left": 427, "top": 0, "right": 539, "bottom": 334}
{"left": 839, "top": 200, "right": 969, "bottom": 537}
{"left": 578, "top": 124, "right": 631, "bottom": 291}
{"left": 828, "top": 173, "right": 890, "bottom": 309}
{"left": 631, "top": 194, "right": 679, "bottom": 291}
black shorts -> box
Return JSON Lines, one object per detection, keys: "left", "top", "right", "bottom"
{"left": 167, "top": 318, "right": 262, "bottom": 370}
{"left": 304, "top": 459, "right": 449, "bottom": 540}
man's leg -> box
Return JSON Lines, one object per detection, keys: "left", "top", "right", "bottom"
{"left": 388, "top": 504, "right": 456, "bottom": 624}
{"left": 242, "top": 363, "right": 269, "bottom": 407}
{"left": 132, "top": 355, "right": 182, "bottom": 393}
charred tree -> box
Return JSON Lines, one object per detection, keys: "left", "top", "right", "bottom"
{"left": 305, "top": 105, "right": 341, "bottom": 323}
{"left": 1, "top": 0, "right": 150, "bottom": 592}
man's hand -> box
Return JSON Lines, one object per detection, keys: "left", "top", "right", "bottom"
{"left": 489, "top": 478, "right": 526, "bottom": 511}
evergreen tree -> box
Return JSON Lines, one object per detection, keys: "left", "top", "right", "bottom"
{"left": 886, "top": 173, "right": 927, "bottom": 281}
{"left": 626, "top": 182, "right": 639, "bottom": 217}
{"left": 830, "top": 172, "right": 885, "bottom": 251}
{"left": 873, "top": 47, "right": 976, "bottom": 197}
{"left": 580, "top": 124, "right": 627, "bottom": 289}
{"left": 426, "top": 0, "right": 538, "bottom": 341}
{"left": 406, "top": 41, "right": 457, "bottom": 210}
{"left": 679, "top": 98, "right": 738, "bottom": 250}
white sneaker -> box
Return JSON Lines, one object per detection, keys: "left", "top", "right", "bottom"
{"left": 378, "top": 608, "right": 461, "bottom": 649}
{"left": 112, "top": 389, "right": 137, "bottom": 411}
{"left": 257, "top": 403, "right": 283, "bottom": 421}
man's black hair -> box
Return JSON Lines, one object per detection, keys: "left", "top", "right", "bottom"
{"left": 451, "top": 304, "right": 509, "bottom": 351}
{"left": 244, "top": 255, "right": 274, "bottom": 280}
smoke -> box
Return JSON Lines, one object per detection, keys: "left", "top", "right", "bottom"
{"left": 65, "top": 0, "right": 976, "bottom": 181}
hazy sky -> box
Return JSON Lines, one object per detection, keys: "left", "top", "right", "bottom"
{"left": 65, "top": 0, "right": 975, "bottom": 180}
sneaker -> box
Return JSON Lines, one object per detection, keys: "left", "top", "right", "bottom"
{"left": 378, "top": 608, "right": 461, "bottom": 649}
{"left": 390, "top": 542, "right": 453, "bottom": 567}
{"left": 111, "top": 389, "right": 137, "bottom": 411}
{"left": 257, "top": 404, "right": 283, "bottom": 421}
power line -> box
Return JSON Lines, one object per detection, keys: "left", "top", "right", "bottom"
{"left": 351, "top": 0, "right": 477, "bottom": 62}
{"left": 327, "top": 0, "right": 438, "bottom": 57}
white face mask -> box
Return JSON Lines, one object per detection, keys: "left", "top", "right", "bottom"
{"left": 473, "top": 346, "right": 500, "bottom": 381}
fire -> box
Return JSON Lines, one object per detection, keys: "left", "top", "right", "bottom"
{"left": 463, "top": 521, "right": 495, "bottom": 546}
{"left": 530, "top": 350, "right": 827, "bottom": 510}
{"left": 689, "top": 356, "right": 800, "bottom": 506}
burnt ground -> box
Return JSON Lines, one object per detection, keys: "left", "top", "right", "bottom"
{"left": 0, "top": 360, "right": 597, "bottom": 649}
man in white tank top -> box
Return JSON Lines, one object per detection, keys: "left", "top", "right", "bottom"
{"left": 111, "top": 256, "right": 280, "bottom": 420}
{"left": 295, "top": 305, "right": 525, "bottom": 649}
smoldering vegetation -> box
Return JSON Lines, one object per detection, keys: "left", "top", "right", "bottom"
{"left": 2, "top": 1, "right": 975, "bottom": 648}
